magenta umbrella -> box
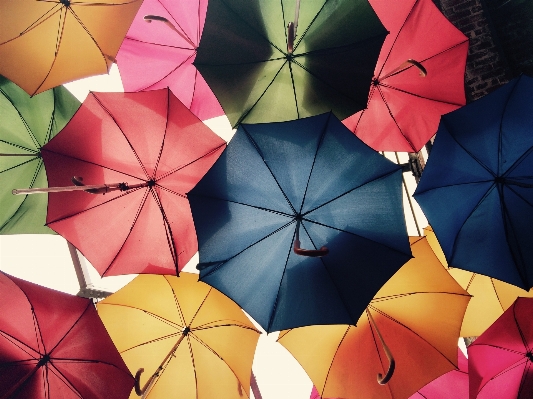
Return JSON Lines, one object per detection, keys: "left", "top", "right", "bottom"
{"left": 116, "top": 0, "right": 224, "bottom": 121}
{"left": 468, "top": 297, "right": 533, "bottom": 399}
{"left": 409, "top": 348, "right": 468, "bottom": 399}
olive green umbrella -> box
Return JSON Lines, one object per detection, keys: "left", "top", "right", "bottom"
{"left": 0, "top": 76, "right": 80, "bottom": 234}
{"left": 194, "top": 0, "right": 387, "bottom": 127}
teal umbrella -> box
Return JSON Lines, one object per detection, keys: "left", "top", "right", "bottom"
{"left": 0, "top": 76, "right": 80, "bottom": 234}
{"left": 194, "top": 0, "right": 387, "bottom": 127}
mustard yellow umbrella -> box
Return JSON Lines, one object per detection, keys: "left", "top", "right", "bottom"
{"left": 278, "top": 236, "right": 470, "bottom": 399}
{"left": 424, "top": 226, "right": 533, "bottom": 337}
{"left": 97, "top": 273, "right": 261, "bottom": 399}
{"left": 0, "top": 0, "right": 142, "bottom": 96}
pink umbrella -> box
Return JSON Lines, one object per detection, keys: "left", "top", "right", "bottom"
{"left": 342, "top": 0, "right": 468, "bottom": 152}
{"left": 116, "top": 0, "right": 224, "bottom": 121}
{"left": 309, "top": 385, "right": 339, "bottom": 399}
{"left": 468, "top": 297, "right": 533, "bottom": 399}
{"left": 409, "top": 348, "right": 468, "bottom": 399}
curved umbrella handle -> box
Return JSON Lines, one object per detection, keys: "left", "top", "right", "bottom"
{"left": 379, "top": 59, "right": 427, "bottom": 81}
{"left": 287, "top": 22, "right": 295, "bottom": 53}
{"left": 367, "top": 309, "right": 395, "bottom": 385}
{"left": 405, "top": 59, "right": 427, "bottom": 77}
{"left": 293, "top": 219, "right": 329, "bottom": 257}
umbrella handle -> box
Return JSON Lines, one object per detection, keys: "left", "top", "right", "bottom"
{"left": 144, "top": 15, "right": 196, "bottom": 48}
{"left": 12, "top": 176, "right": 149, "bottom": 195}
{"left": 286, "top": 0, "right": 301, "bottom": 53}
{"left": 367, "top": 309, "right": 395, "bottom": 385}
{"left": 134, "top": 368, "right": 159, "bottom": 398}
{"left": 293, "top": 219, "right": 329, "bottom": 257}
{"left": 379, "top": 59, "right": 427, "bottom": 80}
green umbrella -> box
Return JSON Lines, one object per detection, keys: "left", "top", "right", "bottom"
{"left": 0, "top": 76, "right": 80, "bottom": 234}
{"left": 194, "top": 0, "right": 387, "bottom": 127}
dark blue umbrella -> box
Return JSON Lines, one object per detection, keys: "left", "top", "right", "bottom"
{"left": 188, "top": 113, "right": 411, "bottom": 332}
{"left": 414, "top": 75, "right": 533, "bottom": 291}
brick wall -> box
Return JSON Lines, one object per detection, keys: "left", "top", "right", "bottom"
{"left": 433, "top": 0, "right": 513, "bottom": 101}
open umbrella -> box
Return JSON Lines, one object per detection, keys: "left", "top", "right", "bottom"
{"left": 116, "top": 0, "right": 224, "bottom": 121}
{"left": 468, "top": 297, "right": 533, "bottom": 399}
{"left": 342, "top": 0, "right": 468, "bottom": 152}
{"left": 0, "top": 0, "right": 142, "bottom": 96}
{"left": 0, "top": 76, "right": 80, "bottom": 234}
{"left": 97, "top": 273, "right": 261, "bottom": 399}
{"left": 409, "top": 348, "right": 468, "bottom": 399}
{"left": 414, "top": 75, "right": 533, "bottom": 290}
{"left": 15, "top": 89, "right": 226, "bottom": 276}
{"left": 188, "top": 112, "right": 412, "bottom": 332}
{"left": 0, "top": 270, "right": 133, "bottom": 399}
{"left": 194, "top": 0, "right": 387, "bottom": 127}
{"left": 425, "top": 226, "right": 533, "bottom": 337}
{"left": 278, "top": 236, "right": 471, "bottom": 399}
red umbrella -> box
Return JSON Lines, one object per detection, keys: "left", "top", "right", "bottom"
{"left": 0, "top": 271, "right": 133, "bottom": 399}
{"left": 343, "top": 0, "right": 468, "bottom": 152}
{"left": 468, "top": 297, "right": 533, "bottom": 399}
{"left": 409, "top": 348, "right": 468, "bottom": 399}
{"left": 34, "top": 89, "right": 226, "bottom": 277}
{"left": 116, "top": 0, "right": 224, "bottom": 121}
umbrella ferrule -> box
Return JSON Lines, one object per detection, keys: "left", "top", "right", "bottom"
{"left": 183, "top": 326, "right": 191, "bottom": 336}
{"left": 37, "top": 354, "right": 50, "bottom": 367}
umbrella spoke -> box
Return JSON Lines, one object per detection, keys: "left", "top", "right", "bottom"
{"left": 0, "top": 4, "right": 62, "bottom": 45}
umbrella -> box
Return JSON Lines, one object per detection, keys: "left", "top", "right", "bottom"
{"left": 342, "top": 0, "right": 468, "bottom": 153}
{"left": 425, "top": 226, "right": 533, "bottom": 337}
{"left": 188, "top": 112, "right": 412, "bottom": 332}
{"left": 468, "top": 297, "right": 533, "bottom": 399}
{"left": 277, "top": 236, "right": 471, "bottom": 399}
{"left": 20, "top": 89, "right": 226, "bottom": 277}
{"left": 414, "top": 75, "right": 533, "bottom": 290}
{"left": 409, "top": 348, "right": 468, "bottom": 399}
{"left": 0, "top": 76, "right": 80, "bottom": 234}
{"left": 97, "top": 272, "right": 261, "bottom": 399}
{"left": 116, "top": 0, "right": 224, "bottom": 121}
{"left": 194, "top": 0, "right": 388, "bottom": 127}
{"left": 0, "top": 0, "right": 142, "bottom": 96}
{"left": 0, "top": 270, "right": 133, "bottom": 399}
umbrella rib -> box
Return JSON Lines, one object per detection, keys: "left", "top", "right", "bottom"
{"left": 477, "top": 357, "right": 528, "bottom": 396}
{"left": 513, "top": 302, "right": 532, "bottom": 353}
{"left": 240, "top": 125, "right": 297, "bottom": 213}
{"left": 122, "top": 36, "right": 195, "bottom": 51}
{"left": 290, "top": 0, "right": 328, "bottom": 52}
{"left": 189, "top": 194, "right": 294, "bottom": 218}
{"left": 0, "top": 140, "right": 38, "bottom": 156}
{"left": 498, "top": 76, "right": 521, "bottom": 176}
{"left": 90, "top": 93, "right": 150, "bottom": 179}
{"left": 370, "top": 291, "right": 471, "bottom": 303}
{"left": 100, "top": 188, "right": 151, "bottom": 275}
{"left": 302, "top": 167, "right": 400, "bottom": 216}
{"left": 0, "top": 331, "right": 41, "bottom": 359}
{"left": 45, "top": 186, "right": 145, "bottom": 226}
{"left": 0, "top": 4, "right": 62, "bottom": 46}
{"left": 192, "top": 322, "right": 259, "bottom": 333}
{"left": 368, "top": 304, "right": 459, "bottom": 367}
{"left": 32, "top": 6, "right": 68, "bottom": 96}
{"left": 155, "top": 0, "right": 197, "bottom": 46}
{"left": 47, "top": 302, "right": 92, "bottom": 354}
{"left": 375, "top": 85, "right": 417, "bottom": 151}
{"left": 121, "top": 332, "right": 183, "bottom": 354}
{"left": 44, "top": 362, "right": 84, "bottom": 399}
{"left": 377, "top": 82, "right": 466, "bottom": 107}
{"left": 157, "top": 142, "right": 226, "bottom": 181}
{"left": 321, "top": 325, "right": 350, "bottom": 398}
{"left": 234, "top": 61, "right": 289, "bottom": 127}
{"left": 152, "top": 90, "right": 170, "bottom": 179}
{"left": 155, "top": 184, "right": 187, "bottom": 199}
{"left": 0, "top": 88, "right": 41, "bottom": 149}
{"left": 0, "top": 153, "right": 38, "bottom": 174}
{"left": 98, "top": 302, "right": 184, "bottom": 331}
{"left": 164, "top": 274, "right": 191, "bottom": 327}
{"left": 518, "top": 360, "right": 532, "bottom": 398}
{"left": 502, "top": 144, "right": 533, "bottom": 178}
{"left": 472, "top": 343, "right": 526, "bottom": 356}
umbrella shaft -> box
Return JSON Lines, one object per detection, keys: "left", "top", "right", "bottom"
{"left": 0, "top": 153, "right": 38, "bottom": 156}
{"left": 12, "top": 182, "right": 148, "bottom": 195}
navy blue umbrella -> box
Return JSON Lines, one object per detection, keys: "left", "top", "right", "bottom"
{"left": 188, "top": 113, "right": 411, "bottom": 332}
{"left": 414, "top": 75, "right": 533, "bottom": 291}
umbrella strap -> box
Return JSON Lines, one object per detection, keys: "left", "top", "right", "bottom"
{"left": 286, "top": 0, "right": 301, "bottom": 53}
{"left": 367, "top": 309, "right": 395, "bottom": 385}
{"left": 134, "top": 329, "right": 189, "bottom": 397}
{"left": 293, "top": 219, "right": 329, "bottom": 257}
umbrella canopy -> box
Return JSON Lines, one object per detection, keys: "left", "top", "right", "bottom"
{"left": 194, "top": 0, "right": 387, "bottom": 127}
{"left": 0, "top": 271, "right": 133, "bottom": 399}
{"left": 38, "top": 89, "right": 226, "bottom": 276}
{"left": 342, "top": 0, "right": 468, "bottom": 152}
{"left": 0, "top": 76, "right": 80, "bottom": 234}
{"left": 468, "top": 297, "right": 533, "bottom": 399}
{"left": 188, "top": 112, "right": 412, "bottom": 333}
{"left": 278, "top": 236, "right": 470, "bottom": 399}
{"left": 116, "top": 0, "right": 224, "bottom": 121}
{"left": 0, "top": 0, "right": 142, "bottom": 96}
{"left": 425, "top": 226, "right": 533, "bottom": 337}
{"left": 409, "top": 348, "right": 468, "bottom": 399}
{"left": 414, "top": 75, "right": 533, "bottom": 290}
{"left": 97, "top": 273, "right": 261, "bottom": 399}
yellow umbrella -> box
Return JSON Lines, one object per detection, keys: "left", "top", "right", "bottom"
{"left": 97, "top": 273, "right": 261, "bottom": 399}
{"left": 0, "top": 0, "right": 142, "bottom": 96}
{"left": 424, "top": 225, "right": 533, "bottom": 337}
{"left": 278, "top": 236, "right": 470, "bottom": 399}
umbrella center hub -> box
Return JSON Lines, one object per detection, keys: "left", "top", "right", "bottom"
{"left": 495, "top": 176, "right": 505, "bottom": 184}
{"left": 295, "top": 213, "right": 303, "bottom": 221}
{"left": 372, "top": 78, "right": 380, "bottom": 86}
{"left": 146, "top": 179, "right": 156, "bottom": 188}
{"left": 182, "top": 326, "right": 191, "bottom": 336}
{"left": 527, "top": 352, "right": 533, "bottom": 362}
{"left": 38, "top": 353, "right": 51, "bottom": 367}
{"left": 285, "top": 53, "right": 294, "bottom": 61}
{"left": 60, "top": 0, "right": 71, "bottom": 6}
